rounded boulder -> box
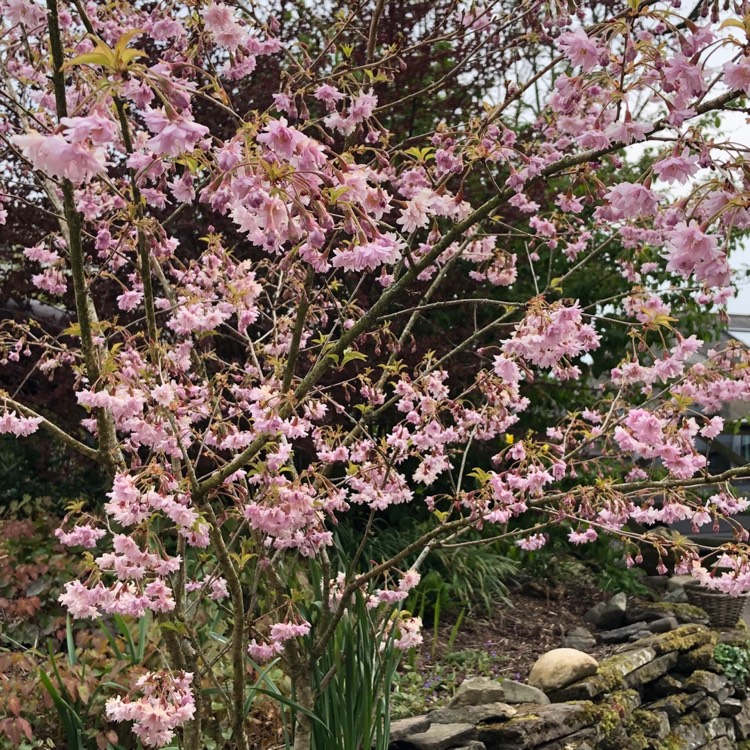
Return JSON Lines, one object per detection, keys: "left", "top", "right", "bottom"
{"left": 527, "top": 648, "right": 599, "bottom": 692}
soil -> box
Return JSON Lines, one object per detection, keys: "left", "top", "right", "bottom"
{"left": 420, "top": 578, "right": 621, "bottom": 683}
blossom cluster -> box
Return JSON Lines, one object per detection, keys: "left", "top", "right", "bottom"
{"left": 105, "top": 671, "right": 195, "bottom": 747}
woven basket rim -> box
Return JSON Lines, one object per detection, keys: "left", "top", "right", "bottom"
{"left": 683, "top": 582, "right": 748, "bottom": 597}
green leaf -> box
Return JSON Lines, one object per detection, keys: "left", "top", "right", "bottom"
{"left": 113, "top": 614, "right": 138, "bottom": 664}
{"left": 97, "top": 619, "right": 124, "bottom": 660}
{"left": 65, "top": 615, "right": 77, "bottom": 667}
{"left": 341, "top": 349, "right": 367, "bottom": 366}
{"left": 404, "top": 146, "right": 435, "bottom": 163}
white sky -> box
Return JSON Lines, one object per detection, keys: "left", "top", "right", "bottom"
{"left": 724, "top": 107, "right": 750, "bottom": 315}
{"left": 729, "top": 241, "right": 750, "bottom": 316}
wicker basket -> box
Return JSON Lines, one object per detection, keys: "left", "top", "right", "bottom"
{"left": 684, "top": 583, "right": 747, "bottom": 629}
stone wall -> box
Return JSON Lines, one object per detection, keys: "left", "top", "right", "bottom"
{"left": 389, "top": 600, "right": 750, "bottom": 750}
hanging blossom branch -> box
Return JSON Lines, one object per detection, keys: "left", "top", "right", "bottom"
{"left": 6, "top": 0, "right": 750, "bottom": 747}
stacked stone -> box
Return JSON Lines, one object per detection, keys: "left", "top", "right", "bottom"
{"left": 389, "top": 622, "right": 750, "bottom": 750}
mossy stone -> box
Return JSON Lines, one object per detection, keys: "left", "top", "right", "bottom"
{"left": 677, "top": 644, "right": 717, "bottom": 672}
{"left": 631, "top": 709, "right": 670, "bottom": 739}
{"left": 626, "top": 625, "right": 713, "bottom": 656}
{"left": 646, "top": 691, "right": 703, "bottom": 720}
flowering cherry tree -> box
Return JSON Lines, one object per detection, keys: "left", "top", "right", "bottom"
{"left": 5, "top": 0, "right": 750, "bottom": 746}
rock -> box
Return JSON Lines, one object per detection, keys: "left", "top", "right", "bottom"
{"left": 561, "top": 626, "right": 596, "bottom": 652}
{"left": 600, "top": 621, "right": 649, "bottom": 644}
{"left": 646, "top": 692, "right": 703, "bottom": 720}
{"left": 734, "top": 699, "right": 750, "bottom": 740}
{"left": 704, "top": 738, "right": 737, "bottom": 750}
{"left": 663, "top": 588, "right": 688, "bottom": 603}
{"left": 647, "top": 616, "right": 679, "bottom": 633}
{"left": 717, "top": 685, "right": 733, "bottom": 704}
{"left": 582, "top": 602, "right": 608, "bottom": 628}
{"left": 720, "top": 698, "right": 743, "bottom": 717}
{"left": 449, "top": 677, "right": 506, "bottom": 708}
{"left": 718, "top": 628, "right": 750, "bottom": 646}
{"left": 626, "top": 630, "right": 653, "bottom": 642}
{"left": 397, "top": 723, "right": 476, "bottom": 750}
{"left": 624, "top": 606, "right": 667, "bottom": 624}
{"left": 649, "top": 674, "right": 684, "bottom": 698}
{"left": 705, "top": 717, "right": 735, "bottom": 741}
{"left": 477, "top": 702, "right": 598, "bottom": 750}
{"left": 583, "top": 593, "right": 627, "bottom": 630}
{"left": 665, "top": 717, "right": 707, "bottom": 750}
{"left": 428, "top": 704, "right": 516, "bottom": 726}
{"left": 527, "top": 649, "right": 599, "bottom": 693}
{"left": 391, "top": 716, "right": 431, "bottom": 742}
{"left": 546, "top": 647, "right": 654, "bottom": 702}
{"left": 497, "top": 679, "right": 549, "bottom": 705}
{"left": 679, "top": 643, "right": 719, "bottom": 671}
{"left": 683, "top": 670, "right": 728, "bottom": 697}
{"left": 625, "top": 603, "right": 709, "bottom": 626}
{"left": 623, "top": 651, "right": 679, "bottom": 688}
{"left": 452, "top": 744, "right": 486, "bottom": 750}
{"left": 694, "top": 696, "right": 721, "bottom": 721}
{"left": 448, "top": 677, "right": 548, "bottom": 709}
{"left": 632, "top": 709, "right": 670, "bottom": 740}
{"left": 620, "top": 624, "right": 714, "bottom": 655}
{"left": 533, "top": 727, "right": 600, "bottom": 750}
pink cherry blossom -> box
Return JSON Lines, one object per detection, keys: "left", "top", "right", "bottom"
{"left": 724, "top": 56, "right": 750, "bottom": 95}
{"left": 604, "top": 183, "right": 658, "bottom": 218}
{"left": 142, "top": 109, "right": 210, "bottom": 157}
{"left": 106, "top": 671, "right": 195, "bottom": 748}
{"left": 556, "top": 28, "right": 603, "bottom": 71}
{"left": 314, "top": 84, "right": 345, "bottom": 109}
{"left": 665, "top": 221, "right": 729, "bottom": 287}
{"left": 55, "top": 524, "right": 106, "bottom": 548}
{"left": 202, "top": 2, "right": 245, "bottom": 50}
{"left": 0, "top": 410, "right": 43, "bottom": 437}
{"left": 12, "top": 132, "right": 106, "bottom": 184}
{"left": 61, "top": 114, "right": 116, "bottom": 146}
{"left": 653, "top": 149, "right": 699, "bottom": 184}
{"left": 516, "top": 533, "right": 547, "bottom": 551}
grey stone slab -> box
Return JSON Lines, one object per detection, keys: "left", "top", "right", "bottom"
{"left": 428, "top": 703, "right": 516, "bottom": 726}
{"left": 720, "top": 697, "right": 743, "bottom": 717}
{"left": 391, "top": 716, "right": 431, "bottom": 742}
{"left": 666, "top": 718, "right": 707, "bottom": 750}
{"left": 448, "top": 677, "right": 549, "bottom": 709}
{"left": 734, "top": 698, "right": 750, "bottom": 740}
{"left": 705, "top": 716, "right": 735, "bottom": 741}
{"left": 600, "top": 621, "right": 650, "bottom": 644}
{"left": 648, "top": 616, "right": 679, "bottom": 633}
{"left": 477, "top": 702, "right": 597, "bottom": 750}
{"left": 623, "top": 651, "right": 679, "bottom": 688}
{"left": 645, "top": 691, "right": 704, "bottom": 720}
{"left": 497, "top": 679, "right": 549, "bottom": 705}
{"left": 683, "top": 670, "right": 728, "bottom": 697}
{"left": 398, "top": 723, "right": 477, "bottom": 750}
{"left": 694, "top": 696, "right": 721, "bottom": 722}
{"left": 449, "top": 677, "right": 506, "bottom": 708}
{"left": 583, "top": 592, "right": 627, "bottom": 630}
{"left": 632, "top": 708, "right": 670, "bottom": 740}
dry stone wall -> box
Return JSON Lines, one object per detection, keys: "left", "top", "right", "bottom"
{"left": 389, "top": 594, "right": 750, "bottom": 750}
